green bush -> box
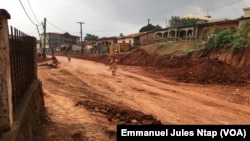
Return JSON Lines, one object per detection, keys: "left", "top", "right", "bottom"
{"left": 230, "top": 33, "right": 246, "bottom": 49}
{"left": 239, "top": 20, "right": 250, "bottom": 47}
{"left": 204, "top": 20, "right": 250, "bottom": 49}
{"left": 213, "top": 29, "right": 234, "bottom": 48}
{"left": 213, "top": 26, "right": 248, "bottom": 49}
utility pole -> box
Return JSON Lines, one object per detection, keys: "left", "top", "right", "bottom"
{"left": 77, "top": 21, "right": 84, "bottom": 54}
{"left": 43, "top": 18, "right": 46, "bottom": 59}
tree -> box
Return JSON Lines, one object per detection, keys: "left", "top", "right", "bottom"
{"left": 168, "top": 16, "right": 201, "bottom": 27}
{"left": 120, "top": 33, "right": 124, "bottom": 37}
{"left": 84, "top": 33, "right": 99, "bottom": 41}
{"left": 168, "top": 16, "right": 182, "bottom": 27}
{"left": 154, "top": 25, "right": 162, "bottom": 31}
{"left": 139, "top": 24, "right": 162, "bottom": 32}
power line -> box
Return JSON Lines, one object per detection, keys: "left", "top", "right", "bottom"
{"left": 149, "top": 0, "right": 193, "bottom": 19}
{"left": 27, "top": 0, "right": 40, "bottom": 24}
{"left": 19, "top": 0, "right": 43, "bottom": 39}
{"left": 19, "top": 0, "right": 37, "bottom": 26}
{"left": 46, "top": 19, "right": 67, "bottom": 33}
{"left": 86, "top": 0, "right": 246, "bottom": 37}
{"left": 44, "top": 19, "right": 80, "bottom": 36}
{"left": 95, "top": 0, "right": 194, "bottom": 35}
{"left": 105, "top": 0, "right": 136, "bottom": 15}
{"left": 143, "top": 0, "right": 244, "bottom": 29}
{"left": 102, "top": 0, "right": 144, "bottom": 20}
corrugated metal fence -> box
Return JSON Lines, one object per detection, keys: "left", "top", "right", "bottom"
{"left": 9, "top": 26, "right": 37, "bottom": 117}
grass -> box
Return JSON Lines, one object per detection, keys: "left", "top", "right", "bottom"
{"left": 143, "top": 40, "right": 202, "bottom": 56}
{"left": 184, "top": 42, "right": 206, "bottom": 53}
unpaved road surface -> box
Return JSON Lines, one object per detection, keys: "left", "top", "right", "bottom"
{"left": 34, "top": 55, "right": 250, "bottom": 141}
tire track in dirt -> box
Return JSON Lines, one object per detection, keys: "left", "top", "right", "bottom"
{"left": 36, "top": 62, "right": 162, "bottom": 140}
{"left": 74, "top": 57, "right": 250, "bottom": 124}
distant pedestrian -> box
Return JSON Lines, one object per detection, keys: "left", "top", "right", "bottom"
{"left": 67, "top": 53, "right": 71, "bottom": 62}
{"left": 109, "top": 54, "right": 118, "bottom": 76}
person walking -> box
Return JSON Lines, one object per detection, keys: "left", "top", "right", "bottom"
{"left": 67, "top": 53, "right": 71, "bottom": 62}
{"left": 109, "top": 54, "right": 118, "bottom": 76}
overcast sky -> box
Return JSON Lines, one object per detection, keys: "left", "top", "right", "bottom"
{"left": 1, "top": 0, "right": 250, "bottom": 39}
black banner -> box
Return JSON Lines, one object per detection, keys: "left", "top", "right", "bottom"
{"left": 117, "top": 125, "right": 250, "bottom": 141}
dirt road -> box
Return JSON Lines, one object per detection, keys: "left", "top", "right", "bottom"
{"left": 35, "top": 55, "right": 250, "bottom": 141}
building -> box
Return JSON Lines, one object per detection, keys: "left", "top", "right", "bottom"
{"left": 88, "top": 37, "right": 118, "bottom": 54}
{"left": 154, "top": 25, "right": 196, "bottom": 42}
{"left": 154, "top": 8, "right": 250, "bottom": 41}
{"left": 154, "top": 14, "right": 211, "bottom": 41}
{"left": 40, "top": 32, "right": 80, "bottom": 53}
{"left": 95, "top": 36, "right": 118, "bottom": 46}
{"left": 197, "top": 19, "right": 239, "bottom": 38}
{"left": 196, "top": 7, "right": 250, "bottom": 39}
{"left": 117, "top": 32, "right": 151, "bottom": 47}
{"left": 243, "top": 7, "right": 250, "bottom": 17}
{"left": 139, "top": 31, "right": 161, "bottom": 45}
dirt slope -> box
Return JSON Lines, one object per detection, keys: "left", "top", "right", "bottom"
{"left": 72, "top": 46, "right": 249, "bottom": 85}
